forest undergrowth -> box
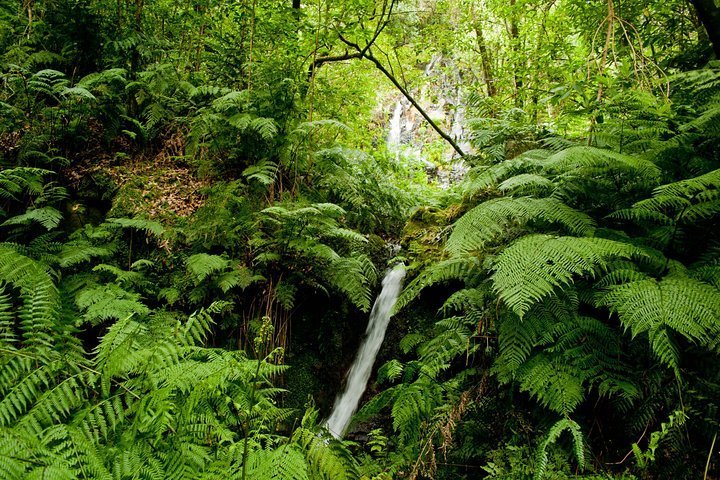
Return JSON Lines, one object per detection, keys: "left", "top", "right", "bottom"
{"left": 0, "top": 0, "right": 719, "bottom": 478}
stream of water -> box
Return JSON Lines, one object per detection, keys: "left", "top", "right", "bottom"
{"left": 387, "top": 101, "right": 404, "bottom": 157}
{"left": 325, "top": 266, "right": 406, "bottom": 439}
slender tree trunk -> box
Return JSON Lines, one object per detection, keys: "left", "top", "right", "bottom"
{"left": 509, "top": 0, "right": 522, "bottom": 107}
{"left": 474, "top": 20, "right": 496, "bottom": 98}
{"left": 130, "top": 0, "right": 144, "bottom": 73}
{"left": 690, "top": 0, "right": 720, "bottom": 58}
{"left": 128, "top": 0, "right": 143, "bottom": 115}
{"left": 23, "top": 0, "right": 33, "bottom": 37}
{"left": 530, "top": 5, "right": 550, "bottom": 123}
{"left": 194, "top": 3, "right": 207, "bottom": 72}
{"left": 247, "top": 0, "right": 257, "bottom": 89}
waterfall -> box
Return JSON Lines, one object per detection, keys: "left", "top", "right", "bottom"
{"left": 325, "top": 266, "right": 406, "bottom": 439}
{"left": 387, "top": 101, "right": 403, "bottom": 153}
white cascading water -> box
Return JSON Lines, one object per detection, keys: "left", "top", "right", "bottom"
{"left": 325, "top": 266, "right": 406, "bottom": 438}
{"left": 387, "top": 101, "right": 404, "bottom": 155}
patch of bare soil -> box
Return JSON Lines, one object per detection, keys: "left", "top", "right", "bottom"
{"left": 66, "top": 130, "right": 211, "bottom": 219}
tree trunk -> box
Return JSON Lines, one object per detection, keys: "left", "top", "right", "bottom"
{"left": 690, "top": 0, "right": 720, "bottom": 58}
{"left": 509, "top": 0, "right": 522, "bottom": 107}
{"left": 474, "top": 21, "right": 496, "bottom": 97}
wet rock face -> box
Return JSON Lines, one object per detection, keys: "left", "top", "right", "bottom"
{"left": 381, "top": 54, "right": 473, "bottom": 188}
{"left": 435, "top": 160, "right": 470, "bottom": 189}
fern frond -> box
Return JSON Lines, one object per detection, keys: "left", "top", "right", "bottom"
{"left": 462, "top": 150, "right": 549, "bottom": 195}
{"left": 601, "top": 275, "right": 720, "bottom": 372}
{"left": 534, "top": 418, "right": 584, "bottom": 479}
{"left": 654, "top": 168, "right": 720, "bottom": 198}
{"left": 186, "top": 254, "right": 229, "bottom": 282}
{"left": 75, "top": 284, "right": 150, "bottom": 326}
{"left": 94, "top": 314, "right": 147, "bottom": 379}
{"left": 498, "top": 173, "right": 554, "bottom": 195}
{"left": 243, "top": 160, "right": 279, "bottom": 186}
{"left": 211, "top": 90, "right": 251, "bottom": 112}
{"left": 92, "top": 264, "right": 144, "bottom": 287}
{"left": 492, "top": 235, "right": 641, "bottom": 317}
{"left": 2, "top": 207, "right": 63, "bottom": 231}
{"left": 378, "top": 359, "right": 404, "bottom": 384}
{"left": 246, "top": 445, "right": 310, "bottom": 480}
{"left": 328, "top": 256, "right": 374, "bottom": 312}
{"left": 395, "top": 256, "right": 481, "bottom": 312}
{"left": 391, "top": 382, "right": 437, "bottom": 445}
{"left": 227, "top": 114, "right": 278, "bottom": 141}
{"left": 59, "top": 242, "right": 114, "bottom": 268}
{"left": 544, "top": 146, "right": 661, "bottom": 180}
{"left": 108, "top": 217, "right": 165, "bottom": 237}
{"left": 446, "top": 197, "right": 595, "bottom": 255}
{"left": 216, "top": 267, "right": 264, "bottom": 293}
{"left": 0, "top": 245, "right": 59, "bottom": 343}
{"left": 417, "top": 317, "right": 477, "bottom": 377}
{"left": 493, "top": 299, "right": 570, "bottom": 383}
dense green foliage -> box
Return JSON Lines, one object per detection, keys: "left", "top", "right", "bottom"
{"left": 1, "top": 0, "right": 719, "bottom": 478}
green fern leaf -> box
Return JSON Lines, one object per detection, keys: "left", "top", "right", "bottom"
{"left": 59, "top": 242, "right": 114, "bottom": 268}
{"left": 395, "top": 256, "right": 480, "bottom": 312}
{"left": 216, "top": 267, "right": 264, "bottom": 292}
{"left": 498, "top": 173, "right": 555, "bottom": 195}
{"left": 75, "top": 284, "right": 150, "bottom": 326}
{"left": 243, "top": 160, "right": 279, "bottom": 186}
{"left": 492, "top": 235, "right": 641, "bottom": 317}
{"left": 447, "top": 197, "right": 595, "bottom": 255}
{"left": 602, "top": 275, "right": 720, "bottom": 372}
{"left": 108, "top": 217, "right": 165, "bottom": 237}
{"left": 185, "top": 253, "right": 229, "bottom": 282}
{"left": 534, "top": 418, "right": 585, "bottom": 479}
{"left": 2, "top": 207, "right": 63, "bottom": 231}
{"left": 544, "top": 146, "right": 661, "bottom": 180}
